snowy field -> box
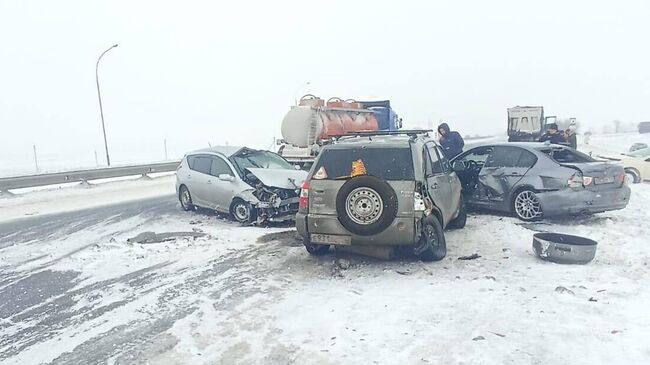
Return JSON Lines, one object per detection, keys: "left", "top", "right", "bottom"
{"left": 0, "top": 133, "right": 649, "bottom": 364}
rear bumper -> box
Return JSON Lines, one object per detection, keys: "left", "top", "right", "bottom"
{"left": 295, "top": 212, "right": 417, "bottom": 246}
{"left": 537, "top": 185, "right": 631, "bottom": 216}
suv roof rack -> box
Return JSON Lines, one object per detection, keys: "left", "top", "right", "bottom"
{"left": 332, "top": 129, "right": 432, "bottom": 141}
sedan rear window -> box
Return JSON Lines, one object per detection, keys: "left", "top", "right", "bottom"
{"left": 540, "top": 148, "right": 595, "bottom": 163}
{"left": 312, "top": 147, "right": 414, "bottom": 180}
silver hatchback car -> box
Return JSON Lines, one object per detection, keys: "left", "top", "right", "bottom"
{"left": 296, "top": 131, "right": 466, "bottom": 261}
{"left": 176, "top": 146, "right": 308, "bottom": 224}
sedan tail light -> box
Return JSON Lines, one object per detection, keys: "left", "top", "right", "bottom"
{"left": 618, "top": 171, "right": 626, "bottom": 185}
{"left": 568, "top": 172, "right": 584, "bottom": 188}
{"left": 299, "top": 181, "right": 310, "bottom": 210}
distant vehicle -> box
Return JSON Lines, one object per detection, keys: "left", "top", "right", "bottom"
{"left": 451, "top": 142, "right": 631, "bottom": 221}
{"left": 296, "top": 130, "right": 465, "bottom": 262}
{"left": 277, "top": 95, "right": 402, "bottom": 169}
{"left": 639, "top": 121, "right": 650, "bottom": 134}
{"left": 176, "top": 146, "right": 307, "bottom": 224}
{"left": 507, "top": 106, "right": 556, "bottom": 142}
{"left": 630, "top": 143, "right": 648, "bottom": 152}
{"left": 599, "top": 147, "right": 650, "bottom": 184}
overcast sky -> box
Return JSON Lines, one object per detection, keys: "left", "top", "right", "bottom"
{"left": 1, "top": 0, "right": 649, "bottom": 171}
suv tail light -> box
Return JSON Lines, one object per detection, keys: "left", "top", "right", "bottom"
{"left": 618, "top": 171, "right": 626, "bottom": 185}
{"left": 568, "top": 172, "right": 584, "bottom": 189}
{"left": 414, "top": 191, "right": 425, "bottom": 211}
{"left": 299, "top": 181, "right": 310, "bottom": 210}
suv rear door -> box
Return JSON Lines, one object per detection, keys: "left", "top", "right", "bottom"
{"left": 424, "top": 142, "right": 454, "bottom": 225}
{"left": 308, "top": 146, "right": 416, "bottom": 217}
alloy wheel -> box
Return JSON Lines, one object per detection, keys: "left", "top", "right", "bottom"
{"left": 514, "top": 190, "right": 542, "bottom": 220}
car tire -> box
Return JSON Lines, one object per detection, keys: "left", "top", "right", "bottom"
{"left": 304, "top": 240, "right": 330, "bottom": 255}
{"left": 335, "top": 176, "right": 398, "bottom": 236}
{"left": 625, "top": 168, "right": 641, "bottom": 184}
{"left": 230, "top": 198, "right": 256, "bottom": 224}
{"left": 447, "top": 197, "right": 467, "bottom": 229}
{"left": 416, "top": 215, "right": 447, "bottom": 262}
{"left": 179, "top": 186, "right": 195, "bottom": 211}
{"left": 512, "top": 189, "right": 543, "bottom": 221}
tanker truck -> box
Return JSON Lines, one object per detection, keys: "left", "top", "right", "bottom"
{"left": 277, "top": 95, "right": 402, "bottom": 169}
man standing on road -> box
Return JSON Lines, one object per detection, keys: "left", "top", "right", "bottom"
{"left": 538, "top": 123, "right": 567, "bottom": 144}
{"left": 565, "top": 125, "right": 577, "bottom": 149}
{"left": 437, "top": 122, "right": 465, "bottom": 159}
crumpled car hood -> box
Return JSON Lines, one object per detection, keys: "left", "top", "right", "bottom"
{"left": 247, "top": 168, "right": 308, "bottom": 189}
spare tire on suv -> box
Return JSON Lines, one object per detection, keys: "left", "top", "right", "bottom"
{"left": 335, "top": 175, "right": 398, "bottom": 236}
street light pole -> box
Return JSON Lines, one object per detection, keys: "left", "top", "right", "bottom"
{"left": 96, "top": 43, "right": 118, "bottom": 166}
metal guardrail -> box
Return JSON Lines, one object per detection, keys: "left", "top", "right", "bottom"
{"left": 0, "top": 161, "right": 180, "bottom": 192}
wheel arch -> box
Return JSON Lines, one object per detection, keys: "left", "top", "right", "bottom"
{"left": 624, "top": 167, "right": 641, "bottom": 183}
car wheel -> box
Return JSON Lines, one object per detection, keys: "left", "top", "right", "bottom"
{"left": 304, "top": 241, "right": 330, "bottom": 255}
{"left": 230, "top": 198, "right": 256, "bottom": 224}
{"left": 625, "top": 168, "right": 641, "bottom": 184}
{"left": 447, "top": 197, "right": 467, "bottom": 229}
{"left": 513, "top": 189, "right": 543, "bottom": 221}
{"left": 335, "top": 176, "right": 398, "bottom": 236}
{"left": 416, "top": 215, "right": 447, "bottom": 262}
{"left": 179, "top": 186, "right": 195, "bottom": 211}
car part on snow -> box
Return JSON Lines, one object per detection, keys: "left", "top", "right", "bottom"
{"left": 127, "top": 231, "right": 206, "bottom": 244}
{"left": 458, "top": 253, "right": 481, "bottom": 260}
{"left": 414, "top": 215, "right": 447, "bottom": 261}
{"left": 532, "top": 232, "right": 597, "bottom": 264}
{"left": 336, "top": 176, "right": 398, "bottom": 236}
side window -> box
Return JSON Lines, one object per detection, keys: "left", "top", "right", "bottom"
{"left": 457, "top": 146, "right": 493, "bottom": 166}
{"left": 210, "top": 156, "right": 233, "bottom": 176}
{"left": 192, "top": 156, "right": 212, "bottom": 175}
{"left": 516, "top": 150, "right": 537, "bottom": 168}
{"left": 435, "top": 146, "right": 452, "bottom": 173}
{"left": 485, "top": 147, "right": 523, "bottom": 168}
{"left": 425, "top": 144, "right": 443, "bottom": 174}
{"left": 186, "top": 155, "right": 196, "bottom": 169}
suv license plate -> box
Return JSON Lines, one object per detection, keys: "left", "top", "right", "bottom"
{"left": 311, "top": 234, "right": 351, "bottom": 246}
{"left": 595, "top": 176, "right": 615, "bottom": 185}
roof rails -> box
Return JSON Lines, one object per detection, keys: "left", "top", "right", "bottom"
{"left": 332, "top": 129, "right": 432, "bottom": 141}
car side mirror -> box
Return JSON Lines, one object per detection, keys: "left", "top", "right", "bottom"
{"left": 218, "top": 174, "right": 235, "bottom": 182}
{"left": 452, "top": 160, "right": 465, "bottom": 173}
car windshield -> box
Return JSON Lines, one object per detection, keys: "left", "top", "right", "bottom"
{"left": 229, "top": 149, "right": 293, "bottom": 173}
{"left": 311, "top": 147, "right": 414, "bottom": 180}
{"left": 539, "top": 147, "right": 595, "bottom": 163}
{"left": 624, "top": 147, "right": 650, "bottom": 158}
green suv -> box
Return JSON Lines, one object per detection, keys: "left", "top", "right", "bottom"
{"left": 295, "top": 131, "right": 466, "bottom": 261}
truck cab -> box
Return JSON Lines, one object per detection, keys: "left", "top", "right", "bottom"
{"left": 507, "top": 106, "right": 546, "bottom": 142}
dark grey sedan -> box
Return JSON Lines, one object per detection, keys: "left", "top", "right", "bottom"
{"left": 451, "top": 142, "right": 631, "bottom": 221}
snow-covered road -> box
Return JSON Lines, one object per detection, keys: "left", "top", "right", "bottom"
{"left": 1, "top": 180, "right": 650, "bottom": 364}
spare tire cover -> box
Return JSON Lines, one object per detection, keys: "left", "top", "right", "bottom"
{"left": 336, "top": 175, "right": 398, "bottom": 236}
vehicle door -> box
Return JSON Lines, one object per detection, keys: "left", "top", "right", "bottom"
{"left": 451, "top": 146, "right": 494, "bottom": 203}
{"left": 207, "top": 155, "right": 237, "bottom": 211}
{"left": 478, "top": 146, "right": 536, "bottom": 203}
{"left": 435, "top": 145, "right": 462, "bottom": 213}
{"left": 188, "top": 155, "right": 213, "bottom": 206}
{"left": 424, "top": 142, "right": 454, "bottom": 225}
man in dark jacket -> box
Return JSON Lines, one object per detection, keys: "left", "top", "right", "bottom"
{"left": 437, "top": 123, "right": 465, "bottom": 159}
{"left": 538, "top": 123, "right": 567, "bottom": 144}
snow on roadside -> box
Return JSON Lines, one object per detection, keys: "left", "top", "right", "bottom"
{"left": 0, "top": 174, "right": 175, "bottom": 222}
{"left": 162, "top": 184, "right": 650, "bottom": 364}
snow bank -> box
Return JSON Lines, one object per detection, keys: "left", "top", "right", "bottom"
{"left": 0, "top": 174, "right": 175, "bottom": 222}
